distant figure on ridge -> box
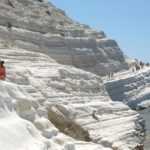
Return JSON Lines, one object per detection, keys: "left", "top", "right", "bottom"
{"left": 135, "top": 63, "right": 140, "bottom": 71}
{"left": 7, "top": 22, "right": 12, "bottom": 31}
{"left": 146, "top": 62, "right": 150, "bottom": 67}
{"left": 139, "top": 61, "right": 144, "bottom": 69}
{"left": 0, "top": 61, "right": 6, "bottom": 80}
{"left": 108, "top": 72, "right": 113, "bottom": 80}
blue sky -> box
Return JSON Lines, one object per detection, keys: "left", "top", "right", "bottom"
{"left": 50, "top": 0, "right": 150, "bottom": 62}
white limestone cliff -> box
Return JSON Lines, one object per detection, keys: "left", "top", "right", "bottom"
{"left": 104, "top": 66, "right": 150, "bottom": 149}
{"left": 0, "top": 0, "right": 145, "bottom": 150}
{"left": 0, "top": 48, "right": 144, "bottom": 150}
{"left": 0, "top": 0, "right": 127, "bottom": 75}
{"left": 105, "top": 67, "right": 150, "bottom": 110}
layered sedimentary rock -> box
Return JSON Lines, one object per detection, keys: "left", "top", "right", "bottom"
{"left": 104, "top": 67, "right": 150, "bottom": 149}
{"left": 105, "top": 68, "right": 150, "bottom": 109}
{"left": 0, "top": 48, "right": 144, "bottom": 150}
{"left": 0, "top": 0, "right": 145, "bottom": 150}
{"left": 0, "top": 0, "right": 127, "bottom": 75}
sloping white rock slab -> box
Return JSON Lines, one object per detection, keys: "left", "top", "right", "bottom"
{"left": 0, "top": 48, "right": 144, "bottom": 150}
{"left": 105, "top": 67, "right": 150, "bottom": 109}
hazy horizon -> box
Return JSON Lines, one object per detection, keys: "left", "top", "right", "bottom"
{"left": 50, "top": 0, "right": 150, "bottom": 62}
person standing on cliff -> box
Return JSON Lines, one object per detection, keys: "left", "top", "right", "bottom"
{"left": 0, "top": 61, "right": 6, "bottom": 80}
{"left": 139, "top": 61, "right": 144, "bottom": 69}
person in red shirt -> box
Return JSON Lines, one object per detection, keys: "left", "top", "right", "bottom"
{"left": 0, "top": 61, "right": 6, "bottom": 80}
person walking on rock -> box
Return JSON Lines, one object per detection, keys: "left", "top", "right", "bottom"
{"left": 139, "top": 61, "right": 144, "bottom": 69}
{"left": 135, "top": 63, "right": 140, "bottom": 71}
{"left": 0, "top": 61, "right": 6, "bottom": 80}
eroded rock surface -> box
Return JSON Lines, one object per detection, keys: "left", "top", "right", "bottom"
{"left": 0, "top": 0, "right": 144, "bottom": 150}
{"left": 105, "top": 68, "right": 150, "bottom": 109}
{"left": 0, "top": 0, "right": 127, "bottom": 75}
{"left": 0, "top": 48, "right": 144, "bottom": 150}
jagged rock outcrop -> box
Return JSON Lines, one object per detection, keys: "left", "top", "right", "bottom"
{"left": 0, "top": 0, "right": 128, "bottom": 75}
